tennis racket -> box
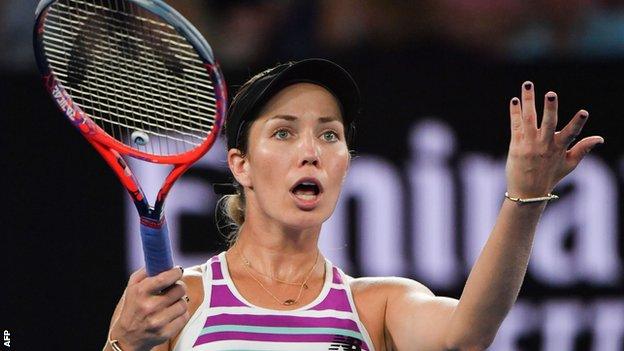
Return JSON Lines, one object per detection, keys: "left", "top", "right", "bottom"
{"left": 34, "top": 0, "right": 227, "bottom": 276}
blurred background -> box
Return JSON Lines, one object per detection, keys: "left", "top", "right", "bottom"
{"left": 2, "top": 0, "right": 624, "bottom": 350}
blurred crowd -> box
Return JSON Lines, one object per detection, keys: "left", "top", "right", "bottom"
{"left": 3, "top": 0, "right": 624, "bottom": 72}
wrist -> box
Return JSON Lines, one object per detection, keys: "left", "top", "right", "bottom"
{"left": 504, "top": 191, "right": 558, "bottom": 204}
{"left": 108, "top": 338, "right": 123, "bottom": 351}
{"left": 107, "top": 329, "right": 126, "bottom": 351}
{"left": 108, "top": 328, "right": 145, "bottom": 351}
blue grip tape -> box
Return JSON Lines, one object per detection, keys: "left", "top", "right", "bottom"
{"left": 140, "top": 220, "right": 174, "bottom": 276}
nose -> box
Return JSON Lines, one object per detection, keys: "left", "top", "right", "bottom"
{"left": 299, "top": 132, "right": 320, "bottom": 167}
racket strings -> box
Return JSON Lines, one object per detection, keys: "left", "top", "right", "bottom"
{"left": 117, "top": 0, "right": 172, "bottom": 156}
{"left": 110, "top": 0, "right": 196, "bottom": 154}
{"left": 48, "top": 3, "right": 211, "bottom": 75}
{"left": 41, "top": 0, "right": 218, "bottom": 156}
{"left": 45, "top": 2, "right": 215, "bottom": 123}
{"left": 44, "top": 52, "right": 213, "bottom": 136}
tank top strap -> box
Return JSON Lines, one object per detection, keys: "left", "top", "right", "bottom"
{"left": 171, "top": 253, "right": 221, "bottom": 351}
{"left": 333, "top": 265, "right": 377, "bottom": 351}
{"left": 207, "top": 253, "right": 248, "bottom": 308}
{"left": 308, "top": 264, "right": 352, "bottom": 312}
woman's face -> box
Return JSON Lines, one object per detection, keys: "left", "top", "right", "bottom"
{"left": 229, "top": 82, "right": 350, "bottom": 230}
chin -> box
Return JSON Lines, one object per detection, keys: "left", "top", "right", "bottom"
{"left": 280, "top": 208, "right": 332, "bottom": 231}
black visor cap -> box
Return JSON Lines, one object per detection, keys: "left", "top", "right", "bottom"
{"left": 226, "top": 58, "right": 360, "bottom": 150}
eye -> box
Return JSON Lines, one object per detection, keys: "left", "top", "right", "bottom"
{"left": 273, "top": 129, "right": 291, "bottom": 140}
{"left": 321, "top": 130, "right": 339, "bottom": 142}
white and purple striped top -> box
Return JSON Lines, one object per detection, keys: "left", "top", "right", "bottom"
{"left": 172, "top": 252, "right": 376, "bottom": 351}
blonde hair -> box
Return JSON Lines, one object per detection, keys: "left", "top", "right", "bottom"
{"left": 217, "top": 188, "right": 246, "bottom": 247}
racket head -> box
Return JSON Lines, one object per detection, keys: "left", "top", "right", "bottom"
{"left": 33, "top": 0, "right": 227, "bottom": 165}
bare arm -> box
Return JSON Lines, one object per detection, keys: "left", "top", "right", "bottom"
{"left": 384, "top": 82, "right": 603, "bottom": 350}
{"left": 443, "top": 199, "right": 544, "bottom": 349}
{"left": 444, "top": 82, "right": 603, "bottom": 349}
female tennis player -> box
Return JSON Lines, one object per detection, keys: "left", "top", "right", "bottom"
{"left": 104, "top": 59, "right": 604, "bottom": 351}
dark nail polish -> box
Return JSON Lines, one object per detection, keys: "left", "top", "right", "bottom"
{"left": 547, "top": 95, "right": 555, "bottom": 102}
{"left": 512, "top": 98, "right": 519, "bottom": 105}
{"left": 179, "top": 266, "right": 184, "bottom": 274}
{"left": 580, "top": 112, "right": 588, "bottom": 119}
{"left": 524, "top": 82, "right": 532, "bottom": 90}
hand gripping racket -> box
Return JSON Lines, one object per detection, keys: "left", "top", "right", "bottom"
{"left": 34, "top": 0, "right": 227, "bottom": 276}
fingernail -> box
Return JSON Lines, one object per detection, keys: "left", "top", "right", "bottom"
{"left": 580, "top": 112, "right": 588, "bottom": 119}
{"left": 183, "top": 295, "right": 190, "bottom": 302}
{"left": 524, "top": 82, "right": 532, "bottom": 90}
{"left": 547, "top": 95, "right": 556, "bottom": 102}
{"left": 512, "top": 98, "right": 519, "bottom": 105}
{"left": 178, "top": 266, "right": 184, "bottom": 274}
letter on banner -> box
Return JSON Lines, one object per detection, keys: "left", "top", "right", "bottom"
{"left": 531, "top": 156, "right": 620, "bottom": 286}
{"left": 461, "top": 154, "right": 506, "bottom": 270}
{"left": 543, "top": 300, "right": 585, "bottom": 351}
{"left": 409, "top": 120, "right": 459, "bottom": 289}
{"left": 489, "top": 301, "right": 538, "bottom": 351}
{"left": 592, "top": 300, "right": 624, "bottom": 351}
{"left": 320, "top": 156, "right": 405, "bottom": 276}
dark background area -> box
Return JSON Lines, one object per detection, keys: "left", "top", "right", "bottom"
{"left": 2, "top": 1, "right": 624, "bottom": 349}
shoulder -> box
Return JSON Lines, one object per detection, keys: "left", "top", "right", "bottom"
{"left": 346, "top": 275, "right": 435, "bottom": 300}
{"left": 345, "top": 275, "right": 437, "bottom": 320}
{"left": 181, "top": 264, "right": 205, "bottom": 308}
{"left": 341, "top": 275, "right": 437, "bottom": 351}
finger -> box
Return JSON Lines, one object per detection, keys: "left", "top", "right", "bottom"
{"left": 128, "top": 267, "right": 148, "bottom": 286}
{"left": 521, "top": 81, "right": 538, "bottom": 139}
{"left": 136, "top": 279, "right": 187, "bottom": 319}
{"left": 147, "top": 298, "right": 189, "bottom": 334}
{"left": 145, "top": 266, "right": 184, "bottom": 294}
{"left": 162, "top": 279, "right": 187, "bottom": 294}
{"left": 135, "top": 283, "right": 185, "bottom": 319}
{"left": 160, "top": 280, "right": 187, "bottom": 305}
{"left": 566, "top": 136, "right": 604, "bottom": 169}
{"left": 509, "top": 97, "right": 523, "bottom": 142}
{"left": 557, "top": 110, "right": 589, "bottom": 147}
{"left": 540, "top": 91, "right": 558, "bottom": 141}
{"left": 159, "top": 310, "right": 190, "bottom": 339}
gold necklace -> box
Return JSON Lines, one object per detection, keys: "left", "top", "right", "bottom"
{"left": 241, "top": 255, "right": 311, "bottom": 288}
{"left": 238, "top": 246, "right": 320, "bottom": 306}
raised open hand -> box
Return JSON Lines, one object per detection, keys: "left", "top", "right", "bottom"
{"left": 505, "top": 81, "right": 604, "bottom": 199}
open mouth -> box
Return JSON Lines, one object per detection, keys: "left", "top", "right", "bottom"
{"left": 290, "top": 178, "right": 322, "bottom": 201}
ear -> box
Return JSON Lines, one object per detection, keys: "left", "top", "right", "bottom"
{"left": 228, "top": 148, "right": 252, "bottom": 188}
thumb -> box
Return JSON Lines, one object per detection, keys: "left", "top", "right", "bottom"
{"left": 566, "top": 136, "right": 604, "bottom": 166}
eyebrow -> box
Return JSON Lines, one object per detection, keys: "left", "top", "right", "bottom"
{"left": 266, "top": 114, "right": 342, "bottom": 123}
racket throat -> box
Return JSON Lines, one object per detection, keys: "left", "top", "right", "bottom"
{"left": 135, "top": 201, "right": 166, "bottom": 228}
{"left": 140, "top": 213, "right": 166, "bottom": 229}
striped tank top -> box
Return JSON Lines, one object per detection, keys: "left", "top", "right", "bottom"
{"left": 172, "top": 252, "right": 376, "bottom": 351}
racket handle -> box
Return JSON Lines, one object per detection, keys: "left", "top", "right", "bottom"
{"left": 140, "top": 219, "right": 174, "bottom": 276}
